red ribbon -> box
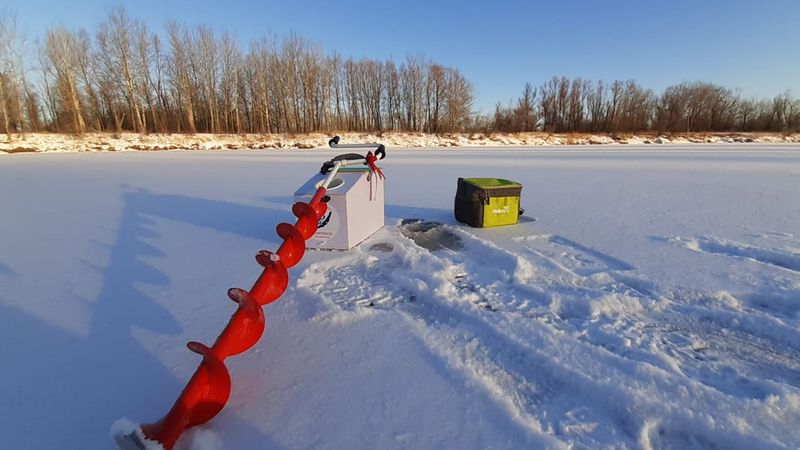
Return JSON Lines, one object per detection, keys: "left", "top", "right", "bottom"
{"left": 365, "top": 151, "right": 386, "bottom": 180}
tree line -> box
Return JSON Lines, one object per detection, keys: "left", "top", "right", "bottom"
{"left": 0, "top": 8, "right": 474, "bottom": 137}
{"left": 493, "top": 78, "right": 800, "bottom": 134}
{"left": 1, "top": 8, "right": 798, "bottom": 137}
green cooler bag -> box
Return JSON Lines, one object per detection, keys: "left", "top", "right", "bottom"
{"left": 454, "top": 178, "right": 522, "bottom": 227}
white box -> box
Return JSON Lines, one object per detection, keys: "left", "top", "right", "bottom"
{"left": 293, "top": 167, "right": 384, "bottom": 250}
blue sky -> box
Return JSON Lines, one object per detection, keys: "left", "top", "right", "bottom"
{"left": 9, "top": 0, "right": 800, "bottom": 113}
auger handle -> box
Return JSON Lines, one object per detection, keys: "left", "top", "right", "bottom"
{"left": 328, "top": 136, "right": 386, "bottom": 160}
{"left": 321, "top": 161, "right": 343, "bottom": 189}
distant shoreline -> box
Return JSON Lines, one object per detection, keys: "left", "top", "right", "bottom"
{"left": 2, "top": 131, "right": 799, "bottom": 154}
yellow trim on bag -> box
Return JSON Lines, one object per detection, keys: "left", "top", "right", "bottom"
{"left": 483, "top": 196, "right": 520, "bottom": 227}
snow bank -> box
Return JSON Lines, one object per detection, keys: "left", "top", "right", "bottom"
{"left": 1, "top": 131, "right": 799, "bottom": 154}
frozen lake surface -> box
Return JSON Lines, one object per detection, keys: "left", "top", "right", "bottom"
{"left": 1, "top": 144, "right": 799, "bottom": 449}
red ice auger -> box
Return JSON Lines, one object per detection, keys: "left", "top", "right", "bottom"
{"left": 112, "top": 137, "right": 386, "bottom": 450}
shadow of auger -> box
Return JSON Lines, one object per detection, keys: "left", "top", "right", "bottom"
{"left": 112, "top": 193, "right": 327, "bottom": 450}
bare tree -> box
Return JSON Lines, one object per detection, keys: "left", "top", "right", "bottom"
{"left": 166, "top": 20, "right": 196, "bottom": 133}
{"left": 136, "top": 24, "right": 164, "bottom": 133}
{"left": 194, "top": 26, "right": 219, "bottom": 133}
{"left": 586, "top": 80, "right": 606, "bottom": 132}
{"left": 513, "top": 83, "right": 537, "bottom": 132}
{"left": 327, "top": 52, "right": 345, "bottom": 131}
{"left": 772, "top": 92, "right": 798, "bottom": 131}
{"left": 737, "top": 98, "right": 757, "bottom": 131}
{"left": 384, "top": 59, "right": 400, "bottom": 131}
{"left": 245, "top": 35, "right": 277, "bottom": 134}
{"left": 538, "top": 77, "right": 557, "bottom": 132}
{"left": 425, "top": 63, "right": 445, "bottom": 133}
{"left": 342, "top": 58, "right": 361, "bottom": 131}
{"left": 401, "top": 53, "right": 426, "bottom": 132}
{"left": 74, "top": 29, "right": 104, "bottom": 131}
{"left": 98, "top": 7, "right": 145, "bottom": 132}
{"left": 0, "top": 11, "right": 26, "bottom": 137}
{"left": 442, "top": 67, "right": 474, "bottom": 132}
{"left": 95, "top": 28, "right": 124, "bottom": 133}
{"left": 219, "top": 33, "right": 242, "bottom": 133}
{"left": 0, "top": 14, "right": 13, "bottom": 138}
{"left": 45, "top": 26, "right": 87, "bottom": 135}
{"left": 566, "top": 78, "right": 586, "bottom": 131}
{"left": 785, "top": 96, "right": 800, "bottom": 132}
{"left": 150, "top": 33, "right": 172, "bottom": 133}
{"left": 361, "top": 59, "right": 384, "bottom": 131}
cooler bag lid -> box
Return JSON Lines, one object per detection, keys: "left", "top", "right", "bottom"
{"left": 458, "top": 178, "right": 522, "bottom": 201}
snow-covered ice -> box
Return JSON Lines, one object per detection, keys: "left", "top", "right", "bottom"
{"left": 1, "top": 144, "right": 799, "bottom": 449}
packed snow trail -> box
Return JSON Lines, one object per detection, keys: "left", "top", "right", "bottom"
{"left": 297, "top": 220, "right": 800, "bottom": 449}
